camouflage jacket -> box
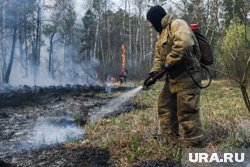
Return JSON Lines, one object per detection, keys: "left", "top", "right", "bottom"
{"left": 150, "top": 15, "right": 201, "bottom": 93}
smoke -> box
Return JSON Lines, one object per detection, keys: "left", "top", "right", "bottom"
{"left": 74, "top": 0, "right": 86, "bottom": 23}
{"left": 28, "top": 117, "right": 84, "bottom": 145}
{"left": 9, "top": 56, "right": 102, "bottom": 87}
{"left": 9, "top": 59, "right": 59, "bottom": 87}
{"left": 90, "top": 86, "right": 143, "bottom": 123}
{"left": 7, "top": 35, "right": 103, "bottom": 87}
{"left": 0, "top": 116, "right": 84, "bottom": 156}
{"left": 1, "top": 0, "right": 103, "bottom": 87}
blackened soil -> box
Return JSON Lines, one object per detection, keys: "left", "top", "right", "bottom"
{"left": 2, "top": 145, "right": 110, "bottom": 167}
{"left": 0, "top": 85, "right": 134, "bottom": 167}
{"left": 0, "top": 85, "right": 133, "bottom": 108}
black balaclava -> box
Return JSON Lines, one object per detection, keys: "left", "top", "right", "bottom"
{"left": 146, "top": 5, "right": 166, "bottom": 33}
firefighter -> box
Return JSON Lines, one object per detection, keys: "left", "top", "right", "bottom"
{"left": 119, "top": 69, "right": 128, "bottom": 84}
{"left": 144, "top": 5, "right": 204, "bottom": 147}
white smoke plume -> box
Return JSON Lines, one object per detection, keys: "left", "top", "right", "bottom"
{"left": 0, "top": 116, "right": 84, "bottom": 156}
{"left": 28, "top": 117, "right": 84, "bottom": 145}
{"left": 3, "top": 0, "right": 103, "bottom": 87}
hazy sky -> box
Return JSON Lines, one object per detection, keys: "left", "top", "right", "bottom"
{"left": 43, "top": 0, "right": 175, "bottom": 23}
{"left": 75, "top": 0, "right": 85, "bottom": 22}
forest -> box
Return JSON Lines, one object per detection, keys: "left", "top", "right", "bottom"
{"left": 0, "top": 0, "right": 248, "bottom": 86}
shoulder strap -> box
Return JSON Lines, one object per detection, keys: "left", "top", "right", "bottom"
{"left": 167, "top": 21, "right": 173, "bottom": 39}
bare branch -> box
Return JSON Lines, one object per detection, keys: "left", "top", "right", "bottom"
{"left": 241, "top": 55, "right": 250, "bottom": 86}
{"left": 241, "top": 86, "right": 250, "bottom": 112}
{"left": 143, "top": 51, "right": 152, "bottom": 57}
{"left": 223, "top": 58, "right": 237, "bottom": 82}
{"left": 168, "top": 0, "right": 186, "bottom": 13}
{"left": 206, "top": 66, "right": 241, "bottom": 83}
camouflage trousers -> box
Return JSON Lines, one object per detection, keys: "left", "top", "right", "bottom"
{"left": 157, "top": 81, "right": 204, "bottom": 145}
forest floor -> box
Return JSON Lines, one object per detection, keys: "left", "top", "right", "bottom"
{"left": 0, "top": 80, "right": 249, "bottom": 166}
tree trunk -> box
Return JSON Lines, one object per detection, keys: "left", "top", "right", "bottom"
{"left": 135, "top": 26, "right": 139, "bottom": 60}
{"left": 93, "top": 12, "right": 100, "bottom": 59}
{"left": 241, "top": 56, "right": 250, "bottom": 112}
{"left": 18, "top": 27, "right": 26, "bottom": 71}
{"left": 1, "top": 1, "right": 6, "bottom": 83}
{"left": 49, "top": 33, "right": 54, "bottom": 77}
{"left": 1, "top": 44, "right": 6, "bottom": 83}
{"left": 128, "top": 1, "right": 132, "bottom": 67}
{"left": 33, "top": 4, "right": 42, "bottom": 85}
{"left": 99, "top": 33, "right": 105, "bottom": 69}
{"left": 4, "top": 26, "right": 17, "bottom": 83}
{"left": 35, "top": 5, "right": 41, "bottom": 63}
{"left": 241, "top": 86, "right": 250, "bottom": 112}
{"left": 107, "top": 16, "right": 111, "bottom": 63}
{"left": 24, "top": 18, "right": 28, "bottom": 77}
{"left": 122, "top": 0, "right": 127, "bottom": 35}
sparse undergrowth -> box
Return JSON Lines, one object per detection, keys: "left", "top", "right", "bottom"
{"left": 83, "top": 80, "right": 249, "bottom": 166}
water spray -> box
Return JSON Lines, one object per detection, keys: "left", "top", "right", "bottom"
{"left": 89, "top": 69, "right": 168, "bottom": 123}
{"left": 90, "top": 86, "right": 143, "bottom": 123}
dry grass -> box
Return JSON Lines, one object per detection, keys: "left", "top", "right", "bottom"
{"left": 83, "top": 80, "right": 249, "bottom": 166}
{"left": 200, "top": 80, "right": 250, "bottom": 148}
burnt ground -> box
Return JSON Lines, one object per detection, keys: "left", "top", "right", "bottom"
{"left": 1, "top": 146, "right": 110, "bottom": 167}
{"left": 0, "top": 85, "right": 134, "bottom": 167}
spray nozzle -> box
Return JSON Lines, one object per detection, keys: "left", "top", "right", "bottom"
{"left": 142, "top": 69, "right": 168, "bottom": 89}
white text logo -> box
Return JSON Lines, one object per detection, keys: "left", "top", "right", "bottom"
{"left": 189, "top": 153, "right": 245, "bottom": 163}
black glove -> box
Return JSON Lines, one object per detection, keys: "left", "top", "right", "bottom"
{"left": 143, "top": 71, "right": 158, "bottom": 88}
{"left": 164, "top": 63, "right": 173, "bottom": 71}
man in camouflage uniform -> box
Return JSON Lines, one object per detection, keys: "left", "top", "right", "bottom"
{"left": 144, "top": 5, "right": 204, "bottom": 147}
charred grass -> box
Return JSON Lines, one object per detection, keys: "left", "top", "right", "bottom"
{"left": 83, "top": 80, "right": 249, "bottom": 166}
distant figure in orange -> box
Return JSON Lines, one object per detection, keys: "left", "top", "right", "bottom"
{"left": 118, "top": 69, "right": 127, "bottom": 85}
